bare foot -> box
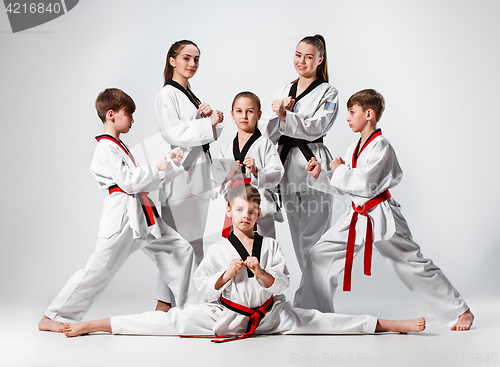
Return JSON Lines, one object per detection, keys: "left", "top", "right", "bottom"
{"left": 64, "top": 319, "right": 111, "bottom": 337}
{"left": 451, "top": 309, "right": 474, "bottom": 331}
{"left": 156, "top": 300, "right": 172, "bottom": 312}
{"left": 64, "top": 322, "right": 91, "bottom": 337}
{"left": 376, "top": 317, "right": 426, "bottom": 333}
{"left": 38, "top": 315, "right": 64, "bottom": 333}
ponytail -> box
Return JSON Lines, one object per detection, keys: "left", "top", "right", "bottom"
{"left": 163, "top": 40, "right": 200, "bottom": 86}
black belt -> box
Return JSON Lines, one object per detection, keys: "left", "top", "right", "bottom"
{"left": 171, "top": 144, "right": 211, "bottom": 171}
{"left": 278, "top": 136, "right": 323, "bottom": 164}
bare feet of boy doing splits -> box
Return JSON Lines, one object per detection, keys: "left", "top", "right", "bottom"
{"left": 64, "top": 319, "right": 111, "bottom": 337}
{"left": 376, "top": 317, "right": 426, "bottom": 334}
{"left": 451, "top": 309, "right": 474, "bottom": 331}
{"left": 63, "top": 317, "right": 427, "bottom": 338}
{"left": 38, "top": 315, "right": 64, "bottom": 333}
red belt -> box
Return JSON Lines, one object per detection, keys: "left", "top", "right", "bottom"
{"left": 221, "top": 178, "right": 256, "bottom": 238}
{"left": 180, "top": 296, "right": 274, "bottom": 343}
{"left": 108, "top": 184, "right": 159, "bottom": 227}
{"left": 344, "top": 190, "right": 391, "bottom": 291}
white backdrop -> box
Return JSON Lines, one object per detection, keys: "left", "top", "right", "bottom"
{"left": 1, "top": 0, "right": 499, "bottom": 322}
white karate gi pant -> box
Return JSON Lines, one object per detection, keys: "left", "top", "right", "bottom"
{"left": 45, "top": 219, "right": 200, "bottom": 323}
{"left": 158, "top": 194, "right": 210, "bottom": 304}
{"left": 282, "top": 191, "right": 333, "bottom": 270}
{"left": 295, "top": 232, "right": 469, "bottom": 325}
{"left": 110, "top": 296, "right": 377, "bottom": 336}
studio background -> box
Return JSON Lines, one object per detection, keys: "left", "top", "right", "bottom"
{"left": 1, "top": 0, "right": 499, "bottom": 365}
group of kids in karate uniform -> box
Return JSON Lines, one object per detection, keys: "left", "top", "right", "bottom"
{"left": 39, "top": 35, "right": 474, "bottom": 340}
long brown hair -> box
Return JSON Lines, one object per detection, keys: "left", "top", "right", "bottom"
{"left": 293, "top": 34, "right": 329, "bottom": 83}
{"left": 163, "top": 40, "right": 200, "bottom": 86}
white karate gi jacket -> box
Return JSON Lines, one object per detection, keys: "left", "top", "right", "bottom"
{"left": 308, "top": 132, "right": 412, "bottom": 242}
{"left": 91, "top": 135, "right": 183, "bottom": 239}
{"left": 194, "top": 236, "right": 290, "bottom": 334}
{"left": 217, "top": 133, "right": 284, "bottom": 220}
{"left": 259, "top": 81, "right": 338, "bottom": 193}
{"left": 155, "top": 84, "right": 224, "bottom": 198}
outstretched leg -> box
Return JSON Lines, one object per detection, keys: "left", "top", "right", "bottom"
{"left": 43, "top": 223, "right": 139, "bottom": 324}
{"left": 64, "top": 319, "right": 111, "bottom": 337}
{"left": 66, "top": 306, "right": 216, "bottom": 337}
{"left": 376, "top": 317, "right": 426, "bottom": 333}
{"left": 264, "top": 301, "right": 425, "bottom": 335}
{"left": 375, "top": 233, "right": 471, "bottom": 328}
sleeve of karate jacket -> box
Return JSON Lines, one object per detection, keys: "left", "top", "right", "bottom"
{"left": 155, "top": 88, "right": 222, "bottom": 148}
{"left": 258, "top": 86, "right": 288, "bottom": 144}
{"left": 307, "top": 170, "right": 346, "bottom": 195}
{"left": 330, "top": 139, "right": 403, "bottom": 202}
{"left": 193, "top": 243, "right": 231, "bottom": 302}
{"left": 250, "top": 139, "right": 284, "bottom": 190}
{"left": 279, "top": 85, "right": 338, "bottom": 140}
{"left": 256, "top": 239, "right": 290, "bottom": 294}
{"left": 97, "top": 143, "right": 181, "bottom": 194}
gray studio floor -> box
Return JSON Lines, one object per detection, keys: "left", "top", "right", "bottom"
{"left": 2, "top": 294, "right": 498, "bottom": 367}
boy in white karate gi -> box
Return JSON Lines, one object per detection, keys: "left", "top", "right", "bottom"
{"left": 218, "top": 91, "right": 284, "bottom": 238}
{"left": 296, "top": 89, "right": 473, "bottom": 331}
{"left": 62, "top": 184, "right": 426, "bottom": 339}
{"left": 39, "top": 88, "right": 201, "bottom": 333}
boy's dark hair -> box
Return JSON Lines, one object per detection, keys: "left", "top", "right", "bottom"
{"left": 347, "top": 89, "right": 385, "bottom": 122}
{"left": 95, "top": 88, "right": 136, "bottom": 123}
{"left": 227, "top": 183, "right": 261, "bottom": 208}
{"left": 231, "top": 91, "right": 261, "bottom": 111}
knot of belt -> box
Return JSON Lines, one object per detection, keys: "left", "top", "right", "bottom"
{"left": 108, "top": 184, "right": 159, "bottom": 227}
{"left": 180, "top": 296, "right": 274, "bottom": 343}
{"left": 344, "top": 190, "right": 391, "bottom": 291}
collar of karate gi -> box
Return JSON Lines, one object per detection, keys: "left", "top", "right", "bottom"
{"left": 352, "top": 128, "right": 382, "bottom": 168}
{"left": 166, "top": 78, "right": 202, "bottom": 109}
{"left": 232, "top": 128, "right": 262, "bottom": 174}
{"left": 288, "top": 77, "right": 325, "bottom": 111}
{"left": 227, "top": 232, "right": 263, "bottom": 278}
{"left": 95, "top": 134, "right": 136, "bottom": 165}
